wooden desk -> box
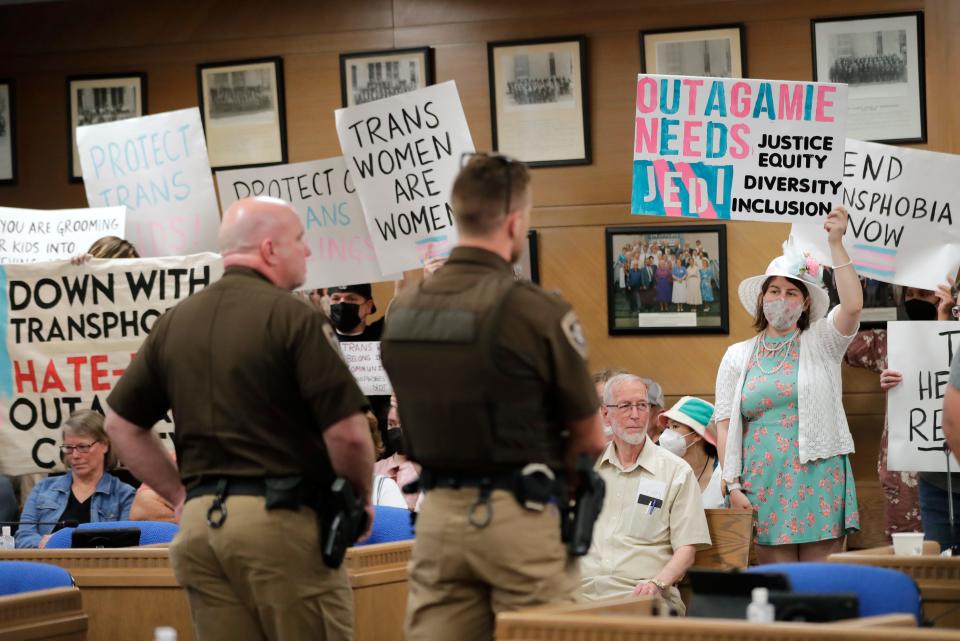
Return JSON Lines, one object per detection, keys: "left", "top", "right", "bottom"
{"left": 0, "top": 542, "right": 414, "bottom": 641}
{"left": 0, "top": 587, "right": 87, "bottom": 641}
{"left": 829, "top": 543, "right": 960, "bottom": 628}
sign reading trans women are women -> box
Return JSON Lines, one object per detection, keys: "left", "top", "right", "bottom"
{"left": 631, "top": 75, "right": 848, "bottom": 223}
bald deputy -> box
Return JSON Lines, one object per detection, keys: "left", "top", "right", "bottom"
{"left": 104, "top": 196, "right": 374, "bottom": 641}
{"left": 381, "top": 154, "right": 606, "bottom": 641}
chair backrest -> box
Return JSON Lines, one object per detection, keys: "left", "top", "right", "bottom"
{"left": 746, "top": 562, "right": 922, "bottom": 622}
{"left": 45, "top": 520, "right": 179, "bottom": 549}
{"left": 357, "top": 506, "right": 414, "bottom": 546}
{"left": 0, "top": 561, "right": 74, "bottom": 596}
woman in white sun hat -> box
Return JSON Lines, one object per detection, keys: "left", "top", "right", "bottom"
{"left": 714, "top": 207, "right": 863, "bottom": 563}
{"left": 657, "top": 396, "right": 723, "bottom": 508}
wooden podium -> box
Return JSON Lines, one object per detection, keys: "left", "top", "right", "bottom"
{"left": 0, "top": 586, "right": 87, "bottom": 641}
{"left": 829, "top": 542, "right": 960, "bottom": 628}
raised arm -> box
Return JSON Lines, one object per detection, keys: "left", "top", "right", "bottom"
{"left": 825, "top": 207, "right": 863, "bottom": 336}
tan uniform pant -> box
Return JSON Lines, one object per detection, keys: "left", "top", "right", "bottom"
{"left": 170, "top": 495, "right": 352, "bottom": 641}
{"left": 406, "top": 488, "right": 578, "bottom": 641}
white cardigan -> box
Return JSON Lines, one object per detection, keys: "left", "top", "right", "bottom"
{"left": 714, "top": 307, "right": 858, "bottom": 483}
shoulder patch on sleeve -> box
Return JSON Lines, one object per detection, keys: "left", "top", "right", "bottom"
{"left": 322, "top": 322, "right": 345, "bottom": 360}
{"left": 560, "top": 309, "right": 588, "bottom": 359}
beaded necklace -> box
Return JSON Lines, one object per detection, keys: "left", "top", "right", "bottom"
{"left": 753, "top": 329, "right": 799, "bottom": 375}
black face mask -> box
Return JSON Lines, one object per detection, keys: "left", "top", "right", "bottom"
{"left": 904, "top": 299, "right": 937, "bottom": 321}
{"left": 385, "top": 428, "right": 405, "bottom": 456}
{"left": 329, "top": 302, "right": 362, "bottom": 331}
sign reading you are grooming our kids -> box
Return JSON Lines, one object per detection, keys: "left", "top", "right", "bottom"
{"left": 77, "top": 108, "right": 221, "bottom": 257}
{"left": 631, "top": 75, "right": 848, "bottom": 222}
{"left": 217, "top": 157, "right": 397, "bottom": 290}
{"left": 336, "top": 81, "right": 475, "bottom": 274}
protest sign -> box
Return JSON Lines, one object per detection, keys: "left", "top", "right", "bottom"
{"left": 216, "top": 156, "right": 397, "bottom": 289}
{"left": 0, "top": 206, "right": 126, "bottom": 264}
{"left": 77, "top": 108, "right": 221, "bottom": 257}
{"left": 790, "top": 140, "right": 960, "bottom": 290}
{"left": 631, "top": 75, "right": 847, "bottom": 223}
{"left": 887, "top": 321, "right": 960, "bottom": 472}
{"left": 0, "top": 253, "right": 223, "bottom": 475}
{"left": 340, "top": 341, "right": 392, "bottom": 396}
{"left": 335, "top": 80, "right": 475, "bottom": 274}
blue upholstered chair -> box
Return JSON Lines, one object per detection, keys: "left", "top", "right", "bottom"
{"left": 0, "top": 561, "right": 74, "bottom": 596}
{"left": 45, "top": 520, "right": 179, "bottom": 549}
{"left": 746, "top": 562, "right": 923, "bottom": 622}
{"left": 357, "top": 506, "right": 415, "bottom": 546}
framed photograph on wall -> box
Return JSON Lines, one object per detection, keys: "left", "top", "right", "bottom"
{"left": 513, "top": 229, "right": 540, "bottom": 284}
{"left": 812, "top": 11, "right": 926, "bottom": 144}
{"left": 0, "top": 79, "right": 15, "bottom": 185}
{"left": 339, "top": 47, "right": 434, "bottom": 108}
{"left": 488, "top": 35, "right": 590, "bottom": 167}
{"left": 640, "top": 24, "right": 746, "bottom": 77}
{"left": 822, "top": 268, "right": 902, "bottom": 328}
{"left": 67, "top": 73, "right": 146, "bottom": 182}
{"left": 197, "top": 57, "right": 287, "bottom": 170}
{"left": 606, "top": 225, "right": 728, "bottom": 335}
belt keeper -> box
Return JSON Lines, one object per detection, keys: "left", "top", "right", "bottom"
{"left": 207, "top": 478, "right": 229, "bottom": 529}
{"left": 467, "top": 480, "right": 494, "bottom": 529}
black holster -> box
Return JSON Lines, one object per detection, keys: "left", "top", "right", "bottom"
{"left": 320, "top": 478, "right": 368, "bottom": 569}
{"left": 561, "top": 454, "right": 606, "bottom": 557}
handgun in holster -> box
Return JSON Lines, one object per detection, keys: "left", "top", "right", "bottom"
{"left": 321, "top": 477, "right": 369, "bottom": 569}
{"left": 561, "top": 453, "right": 606, "bottom": 557}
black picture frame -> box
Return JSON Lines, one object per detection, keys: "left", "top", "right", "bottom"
{"left": 811, "top": 11, "right": 926, "bottom": 144}
{"left": 606, "top": 224, "right": 729, "bottom": 335}
{"left": 0, "top": 78, "right": 16, "bottom": 186}
{"left": 640, "top": 23, "right": 747, "bottom": 78}
{"left": 66, "top": 72, "right": 147, "bottom": 183}
{"left": 513, "top": 229, "right": 540, "bottom": 284}
{"left": 822, "top": 267, "right": 903, "bottom": 329}
{"left": 338, "top": 46, "right": 435, "bottom": 108}
{"left": 487, "top": 35, "right": 591, "bottom": 167}
{"left": 196, "top": 56, "right": 288, "bottom": 171}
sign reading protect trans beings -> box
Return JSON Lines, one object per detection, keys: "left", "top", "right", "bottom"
{"left": 631, "top": 75, "right": 848, "bottom": 222}
{"left": 336, "top": 81, "right": 475, "bottom": 274}
{"left": 0, "top": 254, "right": 223, "bottom": 475}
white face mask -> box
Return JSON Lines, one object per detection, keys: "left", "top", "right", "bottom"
{"left": 658, "top": 428, "right": 696, "bottom": 457}
{"left": 762, "top": 298, "right": 804, "bottom": 331}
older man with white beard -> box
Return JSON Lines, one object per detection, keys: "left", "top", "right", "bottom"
{"left": 578, "top": 374, "right": 711, "bottom": 615}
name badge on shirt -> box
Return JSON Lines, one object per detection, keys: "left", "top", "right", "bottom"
{"left": 636, "top": 479, "right": 667, "bottom": 514}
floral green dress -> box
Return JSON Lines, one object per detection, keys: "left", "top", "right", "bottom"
{"left": 740, "top": 333, "right": 860, "bottom": 545}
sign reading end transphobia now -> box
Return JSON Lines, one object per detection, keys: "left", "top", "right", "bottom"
{"left": 335, "top": 81, "right": 475, "bottom": 274}
{"left": 0, "top": 207, "right": 126, "bottom": 264}
{"left": 216, "top": 157, "right": 398, "bottom": 290}
{"left": 631, "top": 75, "right": 847, "bottom": 223}
{"left": 790, "top": 139, "right": 960, "bottom": 290}
{"left": 77, "top": 108, "right": 221, "bottom": 257}
{"left": 887, "top": 321, "right": 960, "bottom": 472}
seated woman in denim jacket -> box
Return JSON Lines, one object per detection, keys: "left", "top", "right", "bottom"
{"left": 16, "top": 410, "right": 135, "bottom": 548}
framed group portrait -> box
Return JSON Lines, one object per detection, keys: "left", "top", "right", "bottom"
{"left": 487, "top": 35, "right": 591, "bottom": 167}
{"left": 197, "top": 56, "right": 288, "bottom": 170}
{"left": 811, "top": 11, "right": 926, "bottom": 144}
{"left": 640, "top": 24, "right": 746, "bottom": 77}
{"left": 339, "top": 47, "right": 434, "bottom": 108}
{"left": 0, "top": 79, "right": 15, "bottom": 185}
{"left": 822, "top": 268, "right": 903, "bottom": 328}
{"left": 606, "top": 225, "right": 728, "bottom": 335}
{"left": 67, "top": 73, "right": 146, "bottom": 182}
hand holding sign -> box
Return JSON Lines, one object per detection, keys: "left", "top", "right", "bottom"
{"left": 823, "top": 206, "right": 849, "bottom": 245}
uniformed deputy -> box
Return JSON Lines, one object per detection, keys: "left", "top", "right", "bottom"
{"left": 104, "top": 197, "right": 375, "bottom": 641}
{"left": 381, "top": 154, "right": 606, "bottom": 641}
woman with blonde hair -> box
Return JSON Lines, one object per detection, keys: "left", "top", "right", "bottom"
{"left": 16, "top": 410, "right": 135, "bottom": 548}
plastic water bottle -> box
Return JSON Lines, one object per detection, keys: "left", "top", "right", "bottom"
{"left": 0, "top": 526, "right": 14, "bottom": 550}
{"left": 746, "top": 587, "right": 775, "bottom": 623}
{"left": 152, "top": 627, "right": 177, "bottom": 641}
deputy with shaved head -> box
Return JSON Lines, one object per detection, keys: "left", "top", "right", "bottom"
{"left": 105, "top": 197, "right": 374, "bottom": 641}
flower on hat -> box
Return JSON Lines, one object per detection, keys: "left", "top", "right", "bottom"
{"left": 801, "top": 254, "right": 820, "bottom": 279}
{"left": 779, "top": 237, "right": 823, "bottom": 286}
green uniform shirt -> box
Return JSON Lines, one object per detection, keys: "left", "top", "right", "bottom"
{"left": 107, "top": 266, "right": 368, "bottom": 489}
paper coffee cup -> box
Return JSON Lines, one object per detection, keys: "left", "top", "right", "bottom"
{"left": 892, "top": 532, "right": 924, "bottom": 556}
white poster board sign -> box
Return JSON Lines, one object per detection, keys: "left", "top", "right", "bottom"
{"left": 0, "top": 253, "right": 223, "bottom": 475}
{"left": 340, "top": 341, "right": 392, "bottom": 396}
{"left": 335, "top": 81, "right": 475, "bottom": 274}
{"left": 887, "top": 320, "right": 960, "bottom": 472}
{"left": 77, "top": 108, "right": 221, "bottom": 257}
{"left": 0, "top": 207, "right": 126, "bottom": 263}
{"left": 790, "top": 140, "right": 960, "bottom": 290}
{"left": 217, "top": 157, "right": 397, "bottom": 289}
{"left": 631, "top": 75, "right": 847, "bottom": 222}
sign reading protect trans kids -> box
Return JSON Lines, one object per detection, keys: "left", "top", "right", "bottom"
{"left": 631, "top": 75, "right": 848, "bottom": 222}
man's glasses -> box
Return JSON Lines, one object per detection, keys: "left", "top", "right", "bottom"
{"left": 606, "top": 401, "right": 651, "bottom": 414}
{"left": 60, "top": 442, "right": 97, "bottom": 455}
{"left": 460, "top": 152, "right": 516, "bottom": 215}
